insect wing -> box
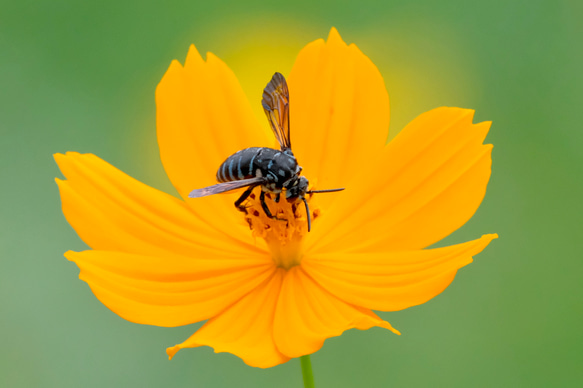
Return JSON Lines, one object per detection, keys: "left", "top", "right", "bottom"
{"left": 188, "top": 177, "right": 265, "bottom": 198}
{"left": 262, "top": 72, "right": 291, "bottom": 150}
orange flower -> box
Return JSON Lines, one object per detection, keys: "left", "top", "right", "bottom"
{"left": 55, "top": 28, "right": 497, "bottom": 368}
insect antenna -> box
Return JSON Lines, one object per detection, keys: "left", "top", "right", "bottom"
{"left": 307, "top": 188, "right": 345, "bottom": 194}
{"left": 301, "top": 188, "right": 344, "bottom": 232}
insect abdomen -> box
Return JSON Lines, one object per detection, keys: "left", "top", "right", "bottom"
{"left": 216, "top": 147, "right": 264, "bottom": 182}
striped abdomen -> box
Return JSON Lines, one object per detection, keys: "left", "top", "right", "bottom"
{"left": 217, "top": 147, "right": 269, "bottom": 182}
{"left": 216, "top": 147, "right": 300, "bottom": 186}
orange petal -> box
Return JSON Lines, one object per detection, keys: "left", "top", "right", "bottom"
{"left": 288, "top": 27, "right": 390, "bottom": 196}
{"left": 167, "top": 269, "right": 290, "bottom": 368}
{"left": 307, "top": 107, "right": 493, "bottom": 252}
{"left": 156, "top": 45, "right": 272, "bottom": 235}
{"left": 273, "top": 266, "right": 399, "bottom": 358}
{"left": 66, "top": 250, "right": 276, "bottom": 327}
{"left": 302, "top": 234, "right": 497, "bottom": 312}
{"left": 55, "top": 152, "right": 266, "bottom": 256}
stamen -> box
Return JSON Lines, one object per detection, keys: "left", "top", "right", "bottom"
{"left": 242, "top": 188, "right": 319, "bottom": 269}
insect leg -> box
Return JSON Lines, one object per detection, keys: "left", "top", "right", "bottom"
{"left": 275, "top": 193, "right": 281, "bottom": 203}
{"left": 260, "top": 191, "right": 287, "bottom": 222}
{"left": 234, "top": 185, "right": 257, "bottom": 212}
{"left": 260, "top": 191, "right": 274, "bottom": 217}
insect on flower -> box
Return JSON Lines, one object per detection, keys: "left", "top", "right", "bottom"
{"left": 188, "top": 72, "right": 344, "bottom": 231}
{"left": 55, "top": 28, "right": 497, "bottom": 369}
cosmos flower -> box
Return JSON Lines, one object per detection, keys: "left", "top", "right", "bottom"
{"left": 55, "top": 28, "right": 496, "bottom": 368}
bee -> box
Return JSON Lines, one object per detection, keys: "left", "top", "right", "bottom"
{"left": 188, "top": 72, "right": 344, "bottom": 231}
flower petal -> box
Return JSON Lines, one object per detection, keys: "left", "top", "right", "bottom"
{"left": 156, "top": 45, "right": 272, "bottom": 236}
{"left": 167, "top": 269, "right": 290, "bottom": 368}
{"left": 308, "top": 107, "right": 492, "bottom": 252}
{"left": 55, "top": 152, "right": 266, "bottom": 257}
{"left": 273, "top": 266, "right": 399, "bottom": 358}
{"left": 302, "top": 234, "right": 497, "bottom": 312}
{"left": 66, "top": 250, "right": 275, "bottom": 327}
{"left": 288, "top": 27, "right": 390, "bottom": 194}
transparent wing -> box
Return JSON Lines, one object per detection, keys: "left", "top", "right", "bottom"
{"left": 188, "top": 177, "right": 266, "bottom": 198}
{"left": 262, "top": 72, "right": 291, "bottom": 150}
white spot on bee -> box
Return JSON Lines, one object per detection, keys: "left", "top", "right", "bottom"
{"left": 228, "top": 159, "right": 235, "bottom": 180}
{"left": 221, "top": 162, "right": 227, "bottom": 181}
{"left": 278, "top": 169, "right": 285, "bottom": 176}
{"left": 255, "top": 169, "right": 263, "bottom": 177}
{"left": 237, "top": 157, "right": 244, "bottom": 179}
{"left": 249, "top": 153, "right": 257, "bottom": 175}
{"left": 268, "top": 172, "right": 278, "bottom": 182}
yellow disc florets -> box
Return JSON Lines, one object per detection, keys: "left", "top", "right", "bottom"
{"left": 241, "top": 188, "right": 321, "bottom": 269}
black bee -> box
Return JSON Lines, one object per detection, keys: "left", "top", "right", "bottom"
{"left": 188, "top": 72, "right": 343, "bottom": 231}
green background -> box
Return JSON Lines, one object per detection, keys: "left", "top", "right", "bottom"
{"left": 1, "top": 0, "right": 582, "bottom": 387}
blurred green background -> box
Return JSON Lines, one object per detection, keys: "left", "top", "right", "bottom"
{"left": 1, "top": 0, "right": 582, "bottom": 387}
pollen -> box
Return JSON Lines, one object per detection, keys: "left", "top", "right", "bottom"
{"left": 242, "top": 189, "right": 317, "bottom": 269}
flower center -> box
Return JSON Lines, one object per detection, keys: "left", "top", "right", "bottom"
{"left": 242, "top": 189, "right": 321, "bottom": 269}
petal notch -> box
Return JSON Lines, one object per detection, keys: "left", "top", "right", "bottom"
{"left": 167, "top": 269, "right": 290, "bottom": 368}
{"left": 309, "top": 107, "right": 493, "bottom": 252}
{"left": 156, "top": 45, "right": 271, "bottom": 238}
{"left": 273, "top": 266, "right": 399, "bottom": 358}
{"left": 67, "top": 250, "right": 275, "bottom": 327}
{"left": 288, "top": 28, "right": 390, "bottom": 196}
{"left": 55, "top": 152, "right": 264, "bottom": 256}
{"left": 303, "top": 234, "right": 497, "bottom": 311}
